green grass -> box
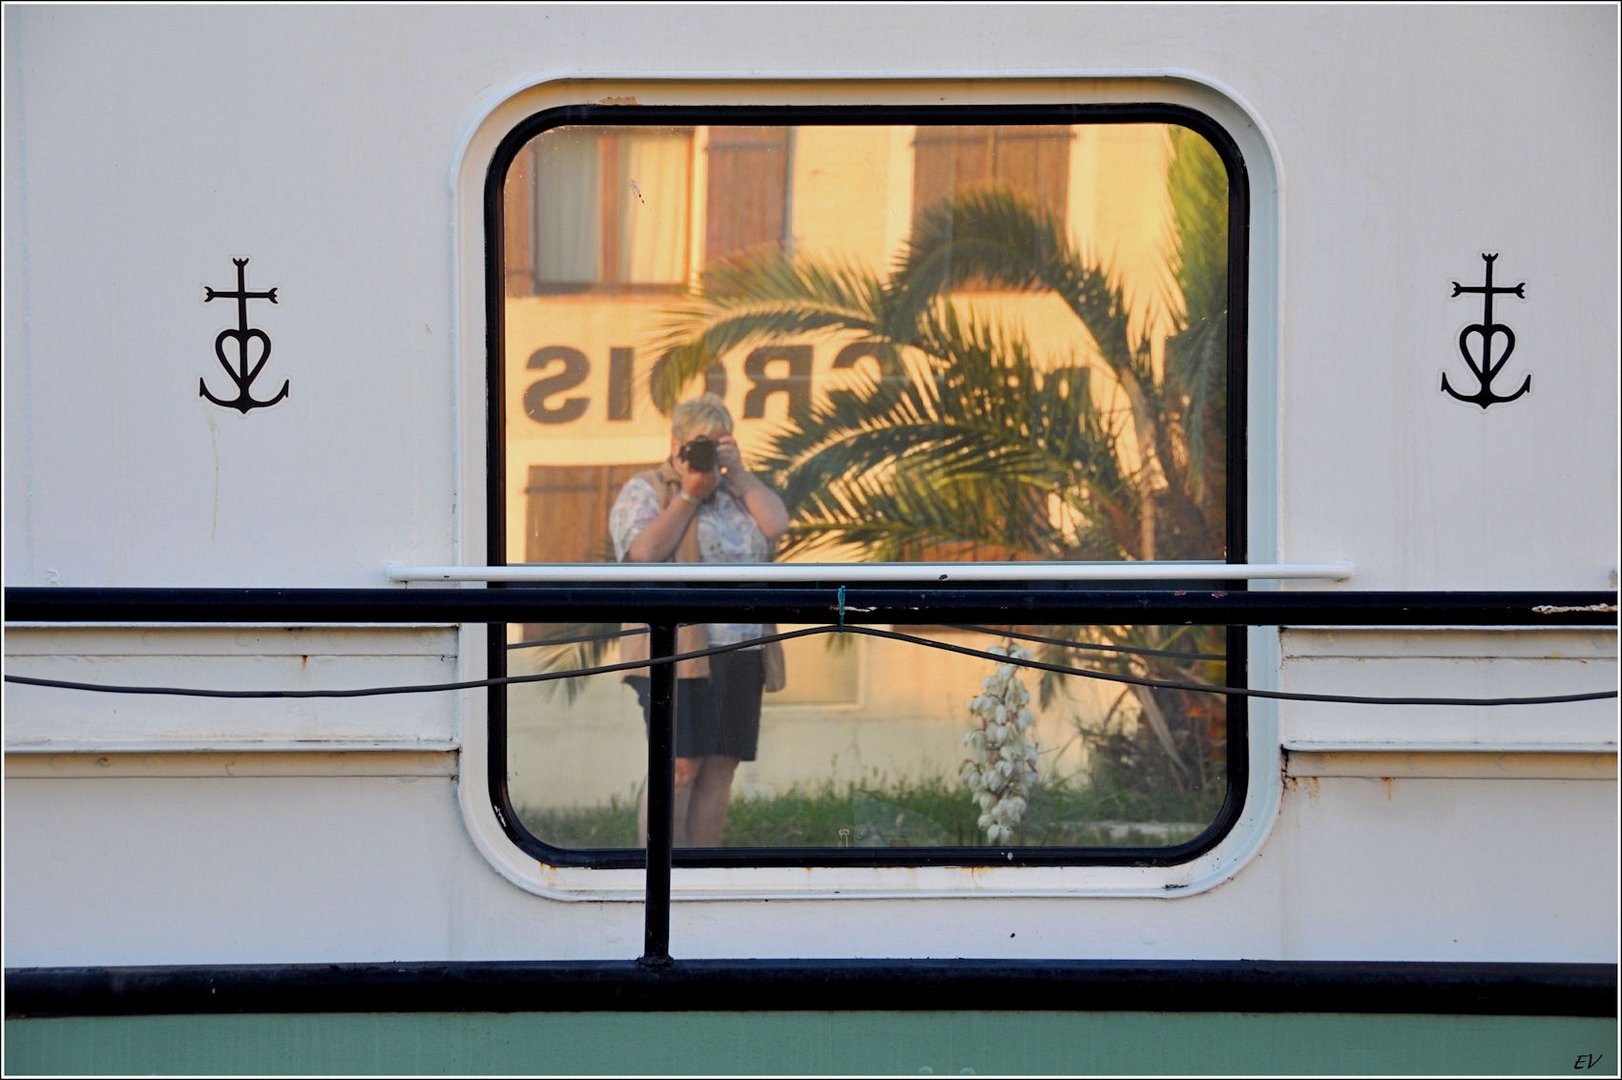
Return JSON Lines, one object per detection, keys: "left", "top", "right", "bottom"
{"left": 517, "top": 772, "right": 1222, "bottom": 851}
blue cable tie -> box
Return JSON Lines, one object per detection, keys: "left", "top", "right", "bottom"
{"left": 837, "top": 585, "right": 846, "bottom": 631}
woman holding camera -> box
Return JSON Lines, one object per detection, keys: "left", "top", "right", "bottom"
{"left": 609, "top": 393, "right": 789, "bottom": 848}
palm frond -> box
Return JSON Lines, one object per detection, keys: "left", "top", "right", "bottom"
{"left": 509, "top": 623, "right": 619, "bottom": 703}
{"left": 728, "top": 295, "right": 1149, "bottom": 562}
{"left": 646, "top": 252, "right": 889, "bottom": 412}
{"left": 1159, "top": 125, "right": 1231, "bottom": 534}
{"left": 891, "top": 189, "right": 1149, "bottom": 385}
{"left": 1165, "top": 126, "right": 1229, "bottom": 328}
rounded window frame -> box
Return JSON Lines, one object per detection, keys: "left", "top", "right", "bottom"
{"left": 452, "top": 76, "right": 1282, "bottom": 900}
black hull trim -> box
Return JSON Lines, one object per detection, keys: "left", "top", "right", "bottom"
{"left": 7, "top": 959, "right": 1615, "bottom": 1019}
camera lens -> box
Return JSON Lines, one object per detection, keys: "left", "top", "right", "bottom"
{"left": 682, "top": 437, "right": 717, "bottom": 472}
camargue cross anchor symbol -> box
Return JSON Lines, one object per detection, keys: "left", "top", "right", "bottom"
{"left": 200, "top": 257, "right": 289, "bottom": 412}
{"left": 1443, "top": 252, "right": 1529, "bottom": 409}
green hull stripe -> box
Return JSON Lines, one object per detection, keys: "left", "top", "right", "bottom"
{"left": 7, "top": 1010, "right": 1618, "bottom": 1076}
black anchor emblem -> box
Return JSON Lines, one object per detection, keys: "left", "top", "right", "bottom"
{"left": 1443, "top": 252, "right": 1529, "bottom": 408}
{"left": 200, "top": 257, "right": 289, "bottom": 412}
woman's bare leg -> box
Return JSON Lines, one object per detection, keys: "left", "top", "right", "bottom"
{"left": 639, "top": 757, "right": 700, "bottom": 848}
{"left": 684, "top": 756, "right": 740, "bottom": 848}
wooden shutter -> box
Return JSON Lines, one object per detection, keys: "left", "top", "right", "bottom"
{"left": 705, "top": 126, "right": 791, "bottom": 267}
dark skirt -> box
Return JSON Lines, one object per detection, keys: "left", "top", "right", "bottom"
{"left": 626, "top": 649, "right": 764, "bottom": 761}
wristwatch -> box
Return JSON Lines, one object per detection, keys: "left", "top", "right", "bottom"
{"left": 676, "top": 491, "right": 701, "bottom": 507}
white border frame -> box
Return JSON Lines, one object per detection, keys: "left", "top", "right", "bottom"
{"left": 449, "top": 74, "right": 1285, "bottom": 902}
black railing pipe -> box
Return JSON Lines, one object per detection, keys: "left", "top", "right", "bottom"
{"left": 3, "top": 587, "right": 1616, "bottom": 627}
{"left": 642, "top": 623, "right": 677, "bottom": 966}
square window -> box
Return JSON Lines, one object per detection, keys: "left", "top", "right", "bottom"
{"left": 487, "top": 106, "right": 1247, "bottom": 868}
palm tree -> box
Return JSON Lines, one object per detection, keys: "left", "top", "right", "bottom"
{"left": 648, "top": 125, "right": 1233, "bottom": 815}
{"left": 654, "top": 129, "right": 1227, "bottom": 562}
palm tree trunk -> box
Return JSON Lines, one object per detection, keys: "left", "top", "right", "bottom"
{"left": 1139, "top": 480, "right": 1156, "bottom": 562}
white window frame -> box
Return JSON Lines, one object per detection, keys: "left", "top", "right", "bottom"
{"left": 450, "top": 75, "right": 1284, "bottom": 902}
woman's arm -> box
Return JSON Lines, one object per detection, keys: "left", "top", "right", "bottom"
{"left": 622, "top": 462, "right": 718, "bottom": 563}
{"left": 716, "top": 436, "right": 789, "bottom": 544}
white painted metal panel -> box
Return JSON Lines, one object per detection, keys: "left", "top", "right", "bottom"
{"left": 3, "top": 627, "right": 460, "bottom": 750}
{"left": 3, "top": 4, "right": 1615, "bottom": 972}
{"left": 5, "top": 6, "right": 1615, "bottom": 590}
{"left": 2, "top": 766, "right": 643, "bottom": 966}
{"left": 1279, "top": 628, "right": 1618, "bottom": 749}
{"left": 4, "top": 760, "right": 1612, "bottom": 966}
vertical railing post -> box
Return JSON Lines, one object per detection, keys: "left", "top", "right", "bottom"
{"left": 641, "top": 622, "right": 677, "bottom": 965}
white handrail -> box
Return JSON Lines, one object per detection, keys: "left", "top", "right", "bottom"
{"left": 386, "top": 561, "right": 1355, "bottom": 584}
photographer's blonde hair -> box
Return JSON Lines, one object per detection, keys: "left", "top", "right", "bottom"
{"left": 671, "top": 393, "right": 735, "bottom": 442}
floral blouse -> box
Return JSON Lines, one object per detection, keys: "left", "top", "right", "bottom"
{"left": 609, "top": 476, "right": 770, "bottom": 647}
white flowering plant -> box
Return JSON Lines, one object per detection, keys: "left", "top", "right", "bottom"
{"left": 960, "top": 641, "right": 1041, "bottom": 845}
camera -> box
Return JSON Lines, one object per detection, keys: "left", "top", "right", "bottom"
{"left": 679, "top": 435, "right": 718, "bottom": 472}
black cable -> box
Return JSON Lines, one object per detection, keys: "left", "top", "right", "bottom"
{"left": 4, "top": 624, "right": 1615, "bottom": 707}
{"left": 0, "top": 626, "right": 825, "bottom": 700}
{"left": 509, "top": 622, "right": 1219, "bottom": 661}
{"left": 857, "top": 626, "right": 1615, "bottom": 707}
{"left": 943, "top": 623, "right": 1227, "bottom": 662}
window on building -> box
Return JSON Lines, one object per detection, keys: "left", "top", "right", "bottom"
{"left": 504, "top": 126, "right": 695, "bottom": 294}
{"left": 489, "top": 107, "right": 1245, "bottom": 868}
{"left": 912, "top": 124, "right": 1072, "bottom": 226}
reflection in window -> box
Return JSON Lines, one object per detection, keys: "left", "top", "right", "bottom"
{"left": 507, "top": 623, "right": 1226, "bottom": 851}
{"left": 493, "top": 115, "right": 1240, "bottom": 859}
